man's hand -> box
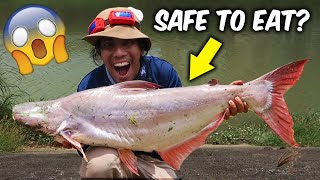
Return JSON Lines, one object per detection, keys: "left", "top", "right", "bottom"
{"left": 224, "top": 80, "right": 249, "bottom": 120}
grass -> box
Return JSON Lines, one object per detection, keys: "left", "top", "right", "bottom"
{"left": 207, "top": 109, "right": 320, "bottom": 147}
{"left": 294, "top": 110, "right": 320, "bottom": 146}
{"left": 0, "top": 117, "right": 25, "bottom": 152}
{"left": 0, "top": 62, "right": 26, "bottom": 152}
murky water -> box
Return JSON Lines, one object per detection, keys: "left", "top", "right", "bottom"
{"left": 0, "top": 1, "right": 319, "bottom": 117}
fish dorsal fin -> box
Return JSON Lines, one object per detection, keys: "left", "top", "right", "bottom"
{"left": 208, "top": 79, "right": 219, "bottom": 86}
{"left": 60, "top": 131, "right": 88, "bottom": 162}
{"left": 114, "top": 80, "right": 161, "bottom": 91}
{"left": 118, "top": 149, "right": 139, "bottom": 176}
{"left": 158, "top": 113, "right": 225, "bottom": 170}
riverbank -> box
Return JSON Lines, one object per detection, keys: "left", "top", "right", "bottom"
{"left": 1, "top": 145, "right": 319, "bottom": 179}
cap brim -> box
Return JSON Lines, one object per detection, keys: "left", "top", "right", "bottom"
{"left": 83, "top": 25, "right": 151, "bottom": 51}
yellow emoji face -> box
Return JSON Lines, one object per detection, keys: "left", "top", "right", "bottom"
{"left": 3, "top": 5, "right": 68, "bottom": 75}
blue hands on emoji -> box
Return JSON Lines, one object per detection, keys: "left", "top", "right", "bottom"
{"left": 3, "top": 5, "right": 68, "bottom": 75}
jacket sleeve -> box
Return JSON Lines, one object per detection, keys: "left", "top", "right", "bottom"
{"left": 76, "top": 65, "right": 107, "bottom": 92}
{"left": 167, "top": 66, "right": 182, "bottom": 88}
{"left": 77, "top": 80, "right": 87, "bottom": 92}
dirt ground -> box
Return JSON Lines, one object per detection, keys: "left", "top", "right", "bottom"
{"left": 0, "top": 145, "right": 319, "bottom": 179}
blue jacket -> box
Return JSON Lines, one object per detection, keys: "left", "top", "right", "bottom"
{"left": 77, "top": 55, "right": 182, "bottom": 160}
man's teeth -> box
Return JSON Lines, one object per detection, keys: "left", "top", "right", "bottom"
{"left": 114, "top": 62, "right": 129, "bottom": 67}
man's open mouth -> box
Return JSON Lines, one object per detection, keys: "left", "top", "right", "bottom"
{"left": 114, "top": 62, "right": 130, "bottom": 76}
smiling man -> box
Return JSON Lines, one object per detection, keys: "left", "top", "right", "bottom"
{"left": 74, "top": 7, "right": 248, "bottom": 179}
{"left": 78, "top": 7, "right": 182, "bottom": 90}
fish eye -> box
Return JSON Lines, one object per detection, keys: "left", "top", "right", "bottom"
{"left": 38, "top": 19, "right": 56, "bottom": 37}
{"left": 12, "top": 27, "right": 28, "bottom": 47}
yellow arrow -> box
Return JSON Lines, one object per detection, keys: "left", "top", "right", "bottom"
{"left": 189, "top": 37, "right": 222, "bottom": 80}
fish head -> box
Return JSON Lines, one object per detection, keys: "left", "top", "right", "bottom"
{"left": 12, "top": 101, "right": 60, "bottom": 134}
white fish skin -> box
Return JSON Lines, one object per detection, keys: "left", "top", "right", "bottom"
{"left": 13, "top": 59, "right": 309, "bottom": 175}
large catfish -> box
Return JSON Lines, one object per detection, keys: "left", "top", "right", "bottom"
{"left": 13, "top": 59, "right": 308, "bottom": 175}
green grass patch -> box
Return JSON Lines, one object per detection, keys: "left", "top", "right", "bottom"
{"left": 0, "top": 62, "right": 26, "bottom": 152}
{"left": 207, "top": 110, "right": 320, "bottom": 147}
{"left": 0, "top": 118, "right": 25, "bottom": 152}
{"left": 294, "top": 110, "right": 320, "bottom": 146}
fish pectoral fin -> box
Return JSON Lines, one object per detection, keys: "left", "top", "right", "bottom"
{"left": 60, "top": 131, "right": 88, "bottom": 162}
{"left": 158, "top": 113, "right": 226, "bottom": 170}
{"left": 118, "top": 149, "right": 139, "bottom": 176}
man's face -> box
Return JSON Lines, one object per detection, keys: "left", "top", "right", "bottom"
{"left": 99, "top": 37, "right": 143, "bottom": 83}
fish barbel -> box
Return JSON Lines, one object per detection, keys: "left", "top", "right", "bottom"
{"left": 13, "top": 59, "right": 309, "bottom": 175}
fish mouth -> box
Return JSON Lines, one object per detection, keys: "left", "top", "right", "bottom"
{"left": 12, "top": 113, "right": 37, "bottom": 128}
{"left": 13, "top": 112, "right": 38, "bottom": 128}
{"left": 12, "top": 105, "right": 27, "bottom": 123}
{"left": 114, "top": 61, "right": 130, "bottom": 77}
{"left": 12, "top": 113, "right": 21, "bottom": 121}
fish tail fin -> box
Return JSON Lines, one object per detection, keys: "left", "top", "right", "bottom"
{"left": 250, "top": 59, "right": 309, "bottom": 147}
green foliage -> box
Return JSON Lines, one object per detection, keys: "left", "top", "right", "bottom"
{"left": 0, "top": 63, "right": 23, "bottom": 119}
{"left": 0, "top": 62, "right": 25, "bottom": 152}
{"left": 0, "top": 118, "right": 25, "bottom": 152}
{"left": 207, "top": 110, "right": 320, "bottom": 147}
{"left": 293, "top": 110, "right": 320, "bottom": 146}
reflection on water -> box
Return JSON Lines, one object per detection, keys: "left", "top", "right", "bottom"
{"left": 0, "top": 1, "right": 319, "bottom": 116}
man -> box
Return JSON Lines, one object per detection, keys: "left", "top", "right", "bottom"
{"left": 64, "top": 7, "right": 248, "bottom": 179}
